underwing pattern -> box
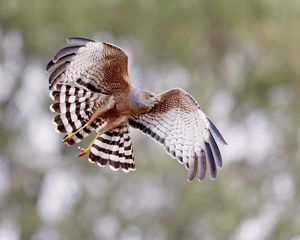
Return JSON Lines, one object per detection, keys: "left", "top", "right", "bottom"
{"left": 47, "top": 37, "right": 227, "bottom": 182}
{"left": 129, "top": 88, "right": 227, "bottom": 181}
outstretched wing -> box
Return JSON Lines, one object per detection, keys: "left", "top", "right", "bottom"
{"left": 49, "top": 83, "right": 107, "bottom": 145}
{"left": 129, "top": 88, "right": 227, "bottom": 182}
{"left": 46, "top": 37, "right": 130, "bottom": 94}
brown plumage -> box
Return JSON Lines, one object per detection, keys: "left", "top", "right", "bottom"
{"left": 47, "top": 37, "right": 227, "bottom": 181}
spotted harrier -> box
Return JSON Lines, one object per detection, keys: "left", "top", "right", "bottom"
{"left": 46, "top": 37, "right": 227, "bottom": 182}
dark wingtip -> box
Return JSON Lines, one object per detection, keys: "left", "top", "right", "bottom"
{"left": 205, "top": 142, "right": 217, "bottom": 179}
{"left": 46, "top": 54, "right": 74, "bottom": 73}
{"left": 48, "top": 62, "right": 69, "bottom": 87}
{"left": 187, "top": 157, "right": 198, "bottom": 182}
{"left": 46, "top": 60, "right": 54, "bottom": 72}
{"left": 207, "top": 118, "right": 228, "bottom": 145}
{"left": 208, "top": 130, "right": 223, "bottom": 168}
{"left": 197, "top": 150, "right": 207, "bottom": 182}
{"left": 53, "top": 46, "right": 81, "bottom": 63}
{"left": 66, "top": 37, "right": 95, "bottom": 45}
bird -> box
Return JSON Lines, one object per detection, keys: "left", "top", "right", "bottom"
{"left": 46, "top": 37, "right": 227, "bottom": 182}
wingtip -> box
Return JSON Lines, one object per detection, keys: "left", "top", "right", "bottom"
{"left": 221, "top": 137, "right": 228, "bottom": 145}
{"left": 205, "top": 142, "right": 217, "bottom": 179}
{"left": 207, "top": 118, "right": 228, "bottom": 145}
{"left": 197, "top": 171, "right": 206, "bottom": 182}
{"left": 208, "top": 131, "right": 223, "bottom": 168}
{"left": 66, "top": 37, "right": 95, "bottom": 45}
{"left": 45, "top": 60, "right": 54, "bottom": 72}
{"left": 210, "top": 176, "right": 217, "bottom": 181}
{"left": 53, "top": 46, "right": 81, "bottom": 63}
{"left": 197, "top": 177, "right": 205, "bottom": 182}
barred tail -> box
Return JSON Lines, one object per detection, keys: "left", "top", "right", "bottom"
{"left": 88, "top": 126, "right": 135, "bottom": 172}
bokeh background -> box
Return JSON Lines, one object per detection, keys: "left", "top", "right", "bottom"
{"left": 0, "top": 1, "right": 300, "bottom": 239}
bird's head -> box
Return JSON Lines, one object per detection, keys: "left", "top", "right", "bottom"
{"left": 141, "top": 91, "right": 160, "bottom": 109}
{"left": 129, "top": 88, "right": 160, "bottom": 113}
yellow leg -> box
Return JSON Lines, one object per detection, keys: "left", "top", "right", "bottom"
{"left": 78, "top": 145, "right": 92, "bottom": 157}
{"left": 63, "top": 123, "right": 89, "bottom": 142}
{"left": 63, "top": 96, "right": 116, "bottom": 143}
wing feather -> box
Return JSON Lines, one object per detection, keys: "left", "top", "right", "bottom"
{"left": 49, "top": 84, "right": 107, "bottom": 144}
{"left": 66, "top": 37, "right": 95, "bottom": 45}
{"left": 198, "top": 150, "right": 207, "bottom": 181}
{"left": 205, "top": 142, "right": 217, "bottom": 179}
{"left": 46, "top": 37, "right": 130, "bottom": 95}
{"left": 129, "top": 88, "right": 227, "bottom": 181}
{"left": 207, "top": 118, "right": 228, "bottom": 145}
{"left": 53, "top": 46, "right": 82, "bottom": 63}
{"left": 46, "top": 54, "right": 75, "bottom": 72}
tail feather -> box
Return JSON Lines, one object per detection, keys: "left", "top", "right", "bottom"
{"left": 88, "top": 126, "right": 135, "bottom": 172}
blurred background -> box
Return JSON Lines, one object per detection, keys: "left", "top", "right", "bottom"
{"left": 0, "top": 0, "right": 300, "bottom": 239}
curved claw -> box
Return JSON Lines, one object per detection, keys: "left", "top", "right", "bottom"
{"left": 63, "top": 134, "right": 74, "bottom": 143}
{"left": 78, "top": 147, "right": 90, "bottom": 157}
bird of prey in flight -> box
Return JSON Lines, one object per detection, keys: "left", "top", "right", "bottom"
{"left": 46, "top": 37, "right": 227, "bottom": 182}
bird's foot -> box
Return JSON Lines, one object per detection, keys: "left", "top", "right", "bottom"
{"left": 78, "top": 146, "right": 91, "bottom": 157}
{"left": 63, "top": 133, "right": 76, "bottom": 143}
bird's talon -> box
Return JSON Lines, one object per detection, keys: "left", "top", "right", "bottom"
{"left": 78, "top": 148, "right": 90, "bottom": 157}
{"left": 63, "top": 135, "right": 73, "bottom": 142}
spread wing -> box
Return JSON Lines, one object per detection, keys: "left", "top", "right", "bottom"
{"left": 46, "top": 37, "right": 130, "bottom": 94}
{"left": 129, "top": 88, "right": 227, "bottom": 182}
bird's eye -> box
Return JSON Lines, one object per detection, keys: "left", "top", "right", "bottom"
{"left": 146, "top": 94, "right": 153, "bottom": 99}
